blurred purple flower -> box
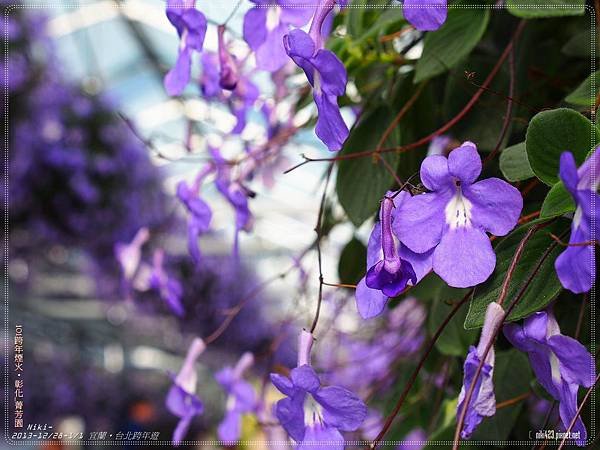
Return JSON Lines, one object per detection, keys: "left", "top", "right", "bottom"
{"left": 270, "top": 330, "right": 367, "bottom": 447}
{"left": 504, "top": 309, "right": 594, "bottom": 446}
{"left": 397, "top": 428, "right": 427, "bottom": 450}
{"left": 218, "top": 25, "right": 239, "bottom": 90}
{"left": 395, "top": 142, "right": 522, "bottom": 288}
{"left": 243, "top": 0, "right": 313, "bottom": 72}
{"left": 216, "top": 352, "right": 257, "bottom": 442}
{"left": 356, "top": 191, "right": 432, "bottom": 319}
{"left": 115, "top": 227, "right": 149, "bottom": 283}
{"left": 457, "top": 302, "right": 504, "bottom": 439}
{"left": 164, "top": 0, "right": 207, "bottom": 96}
{"left": 402, "top": 0, "right": 447, "bottom": 31}
{"left": 150, "top": 250, "right": 185, "bottom": 317}
{"left": 283, "top": 0, "right": 348, "bottom": 151}
{"left": 555, "top": 148, "right": 599, "bottom": 293}
{"left": 166, "top": 338, "right": 206, "bottom": 446}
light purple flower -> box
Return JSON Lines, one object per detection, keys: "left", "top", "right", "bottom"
{"left": 243, "top": 0, "right": 313, "bottom": 72}
{"left": 218, "top": 25, "right": 239, "bottom": 91}
{"left": 150, "top": 249, "right": 185, "bottom": 317}
{"left": 427, "top": 135, "right": 452, "bottom": 156}
{"left": 555, "top": 148, "right": 599, "bottom": 293}
{"left": 115, "top": 227, "right": 149, "bottom": 282}
{"left": 457, "top": 302, "right": 504, "bottom": 439}
{"left": 166, "top": 338, "right": 206, "bottom": 446}
{"left": 355, "top": 191, "right": 433, "bottom": 319}
{"left": 402, "top": 0, "right": 447, "bottom": 31}
{"left": 270, "top": 330, "right": 367, "bottom": 447}
{"left": 395, "top": 142, "right": 522, "bottom": 288}
{"left": 176, "top": 169, "right": 213, "bottom": 264}
{"left": 397, "top": 428, "right": 427, "bottom": 450}
{"left": 216, "top": 352, "right": 257, "bottom": 443}
{"left": 504, "top": 309, "right": 594, "bottom": 446}
{"left": 283, "top": 1, "right": 348, "bottom": 151}
{"left": 164, "top": 0, "right": 207, "bottom": 96}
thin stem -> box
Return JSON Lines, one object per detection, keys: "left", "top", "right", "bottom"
{"left": 496, "top": 391, "right": 531, "bottom": 409}
{"left": 369, "top": 290, "right": 473, "bottom": 449}
{"left": 323, "top": 281, "right": 357, "bottom": 289}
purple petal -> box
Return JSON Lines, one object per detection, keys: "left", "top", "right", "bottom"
{"left": 243, "top": 7, "right": 267, "bottom": 50}
{"left": 181, "top": 9, "right": 207, "bottom": 50}
{"left": 433, "top": 226, "right": 496, "bottom": 288}
{"left": 217, "top": 410, "right": 242, "bottom": 442}
{"left": 523, "top": 311, "right": 550, "bottom": 343}
{"left": 297, "top": 423, "right": 344, "bottom": 450}
{"left": 399, "top": 245, "right": 434, "bottom": 283}
{"left": 403, "top": 0, "right": 447, "bottom": 31}
{"left": 559, "top": 151, "right": 580, "bottom": 197}
{"left": 557, "top": 381, "right": 587, "bottom": 446}
{"left": 355, "top": 277, "right": 389, "bottom": 319}
{"left": 576, "top": 146, "right": 600, "bottom": 191}
{"left": 447, "top": 142, "right": 481, "bottom": 184}
{"left": 172, "top": 414, "right": 193, "bottom": 446}
{"left": 274, "top": 396, "right": 306, "bottom": 442}
{"left": 548, "top": 334, "right": 595, "bottom": 388}
{"left": 291, "top": 365, "right": 321, "bottom": 393}
{"left": 314, "top": 385, "right": 368, "bottom": 431}
{"left": 365, "top": 258, "right": 416, "bottom": 297}
{"left": 313, "top": 92, "right": 349, "bottom": 151}
{"left": 166, "top": 384, "right": 204, "bottom": 418}
{"left": 366, "top": 222, "right": 383, "bottom": 268}
{"left": 270, "top": 373, "right": 296, "bottom": 396}
{"left": 165, "top": 48, "right": 192, "bottom": 96}
{"left": 256, "top": 24, "right": 290, "bottom": 72}
{"left": 555, "top": 225, "right": 594, "bottom": 293}
{"left": 420, "top": 154, "right": 451, "bottom": 191}
{"left": 280, "top": 0, "right": 315, "bottom": 26}
{"left": 463, "top": 178, "right": 522, "bottom": 236}
{"left": 313, "top": 49, "right": 347, "bottom": 97}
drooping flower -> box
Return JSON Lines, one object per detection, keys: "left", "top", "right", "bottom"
{"left": 283, "top": 1, "right": 349, "bottom": 151}
{"left": 355, "top": 191, "right": 433, "bottom": 319}
{"left": 270, "top": 329, "right": 367, "bottom": 448}
{"left": 166, "top": 338, "right": 206, "bottom": 446}
{"left": 457, "top": 301, "right": 504, "bottom": 439}
{"left": 115, "top": 227, "right": 149, "bottom": 283}
{"left": 164, "top": 0, "right": 207, "bottom": 96}
{"left": 401, "top": 0, "right": 447, "bottom": 31}
{"left": 176, "top": 168, "right": 213, "bottom": 264}
{"left": 555, "top": 148, "right": 599, "bottom": 293}
{"left": 395, "top": 142, "right": 523, "bottom": 288}
{"left": 218, "top": 25, "right": 239, "bottom": 91}
{"left": 243, "top": 0, "right": 314, "bottom": 72}
{"left": 150, "top": 249, "right": 185, "bottom": 317}
{"left": 216, "top": 352, "right": 257, "bottom": 443}
{"left": 504, "top": 309, "right": 594, "bottom": 446}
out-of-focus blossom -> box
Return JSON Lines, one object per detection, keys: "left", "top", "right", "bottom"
{"left": 427, "top": 135, "right": 452, "bottom": 156}
{"left": 218, "top": 25, "right": 239, "bottom": 90}
{"left": 150, "top": 250, "right": 185, "bottom": 317}
{"left": 395, "top": 142, "right": 522, "bottom": 288}
{"left": 555, "top": 148, "right": 599, "bottom": 293}
{"left": 164, "top": 0, "right": 207, "bottom": 95}
{"left": 243, "top": 0, "right": 313, "bottom": 72}
{"left": 457, "top": 302, "right": 504, "bottom": 438}
{"left": 402, "top": 0, "right": 447, "bottom": 31}
{"left": 166, "top": 338, "right": 206, "bottom": 446}
{"left": 216, "top": 352, "right": 257, "bottom": 443}
{"left": 397, "top": 428, "right": 427, "bottom": 450}
{"left": 504, "top": 309, "right": 594, "bottom": 446}
{"left": 115, "top": 227, "right": 149, "bottom": 282}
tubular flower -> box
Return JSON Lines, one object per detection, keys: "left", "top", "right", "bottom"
{"left": 555, "top": 148, "right": 599, "bottom": 293}
{"left": 149, "top": 249, "right": 185, "bottom": 317}
{"left": 457, "top": 302, "right": 504, "bottom": 439}
{"left": 270, "top": 330, "right": 367, "bottom": 448}
{"left": 218, "top": 25, "right": 239, "bottom": 91}
{"left": 395, "top": 142, "right": 522, "bottom": 288}
{"left": 504, "top": 309, "right": 594, "bottom": 446}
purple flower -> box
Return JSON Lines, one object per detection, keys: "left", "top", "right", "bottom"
{"left": 504, "top": 309, "right": 594, "bottom": 446}
{"left": 397, "top": 428, "right": 427, "bottom": 450}
{"left": 402, "top": 0, "right": 447, "bottom": 31}
{"left": 218, "top": 25, "right": 239, "bottom": 91}
{"left": 395, "top": 142, "right": 523, "bottom": 288}
{"left": 457, "top": 302, "right": 504, "bottom": 439}
{"left": 270, "top": 330, "right": 367, "bottom": 447}
{"left": 355, "top": 191, "right": 433, "bottom": 319}
{"left": 555, "top": 148, "right": 599, "bottom": 293}
{"left": 216, "top": 352, "right": 257, "bottom": 443}
{"left": 283, "top": 1, "right": 349, "bottom": 151}
{"left": 166, "top": 338, "right": 206, "bottom": 446}
{"left": 164, "top": 0, "right": 207, "bottom": 96}
{"left": 150, "top": 250, "right": 185, "bottom": 317}
{"left": 115, "top": 227, "right": 149, "bottom": 282}
{"left": 243, "top": 0, "right": 313, "bottom": 72}
{"left": 176, "top": 169, "right": 213, "bottom": 264}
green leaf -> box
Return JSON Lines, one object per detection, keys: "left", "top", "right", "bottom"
{"left": 562, "top": 29, "right": 593, "bottom": 57}
{"left": 429, "top": 293, "right": 478, "bottom": 357}
{"left": 499, "top": 142, "right": 535, "bottom": 182}
{"left": 540, "top": 182, "right": 576, "bottom": 218}
{"left": 525, "top": 108, "right": 599, "bottom": 186}
{"left": 338, "top": 237, "right": 367, "bottom": 285}
{"left": 422, "top": 398, "right": 458, "bottom": 450}
{"left": 507, "top": 0, "right": 585, "bottom": 18}
{"left": 471, "top": 350, "right": 532, "bottom": 440}
{"left": 464, "top": 219, "right": 569, "bottom": 329}
{"left": 414, "top": 8, "right": 490, "bottom": 83}
{"left": 336, "top": 105, "right": 401, "bottom": 227}
{"left": 565, "top": 71, "right": 599, "bottom": 107}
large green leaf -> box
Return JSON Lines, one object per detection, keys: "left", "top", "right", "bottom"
{"left": 414, "top": 8, "right": 490, "bottom": 83}
{"left": 336, "top": 106, "right": 401, "bottom": 227}
{"left": 464, "top": 219, "right": 569, "bottom": 329}
{"left": 338, "top": 237, "right": 367, "bottom": 285}
{"left": 525, "top": 108, "right": 599, "bottom": 186}
{"left": 429, "top": 292, "right": 478, "bottom": 357}
{"left": 507, "top": 0, "right": 585, "bottom": 18}
{"left": 471, "top": 350, "right": 532, "bottom": 440}
{"left": 565, "top": 71, "right": 599, "bottom": 107}
{"left": 499, "top": 142, "right": 534, "bottom": 182}
{"left": 540, "top": 182, "right": 576, "bottom": 218}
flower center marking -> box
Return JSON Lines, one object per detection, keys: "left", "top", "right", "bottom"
{"left": 445, "top": 186, "right": 473, "bottom": 229}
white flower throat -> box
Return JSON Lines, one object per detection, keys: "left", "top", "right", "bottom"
{"left": 304, "top": 395, "right": 323, "bottom": 425}
{"left": 445, "top": 184, "right": 473, "bottom": 229}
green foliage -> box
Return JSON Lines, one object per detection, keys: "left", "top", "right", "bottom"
{"left": 414, "top": 8, "right": 490, "bottom": 83}
{"left": 338, "top": 237, "right": 367, "bottom": 285}
{"left": 465, "top": 219, "right": 569, "bottom": 329}
{"left": 429, "top": 292, "right": 478, "bottom": 356}
{"left": 565, "top": 71, "right": 599, "bottom": 107}
{"left": 540, "top": 182, "right": 576, "bottom": 218}
{"left": 507, "top": 0, "right": 586, "bottom": 18}
{"left": 499, "top": 142, "right": 535, "bottom": 181}
{"left": 525, "top": 108, "right": 599, "bottom": 186}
